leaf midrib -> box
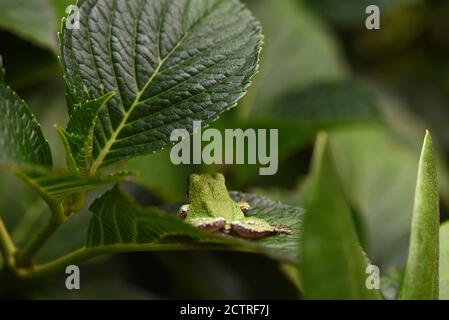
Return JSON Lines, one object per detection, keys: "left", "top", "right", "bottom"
{"left": 90, "top": 33, "right": 188, "bottom": 174}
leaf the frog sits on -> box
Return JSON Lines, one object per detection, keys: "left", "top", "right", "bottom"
{"left": 179, "top": 173, "right": 291, "bottom": 239}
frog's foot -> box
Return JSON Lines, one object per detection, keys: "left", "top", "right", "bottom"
{"left": 188, "top": 217, "right": 226, "bottom": 233}
{"left": 230, "top": 217, "right": 291, "bottom": 239}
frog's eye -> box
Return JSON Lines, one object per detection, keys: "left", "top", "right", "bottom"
{"left": 179, "top": 205, "right": 189, "bottom": 218}
{"left": 239, "top": 202, "right": 250, "bottom": 214}
{"left": 212, "top": 173, "right": 225, "bottom": 182}
{"left": 189, "top": 174, "right": 201, "bottom": 184}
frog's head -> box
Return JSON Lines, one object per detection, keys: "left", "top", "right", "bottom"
{"left": 187, "top": 173, "right": 229, "bottom": 203}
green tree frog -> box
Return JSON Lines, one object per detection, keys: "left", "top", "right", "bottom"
{"left": 179, "top": 173, "right": 291, "bottom": 239}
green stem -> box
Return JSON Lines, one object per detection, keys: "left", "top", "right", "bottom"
{"left": 15, "top": 219, "right": 61, "bottom": 268}
{"left": 11, "top": 200, "right": 46, "bottom": 244}
{"left": 16, "top": 243, "right": 261, "bottom": 279}
{"left": 0, "top": 217, "right": 16, "bottom": 267}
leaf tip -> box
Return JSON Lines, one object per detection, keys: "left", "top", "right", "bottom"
{"left": 421, "top": 130, "right": 435, "bottom": 165}
{"left": 399, "top": 128, "right": 439, "bottom": 300}
{"left": 424, "top": 129, "right": 432, "bottom": 143}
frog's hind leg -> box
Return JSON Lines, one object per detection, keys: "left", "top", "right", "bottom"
{"left": 231, "top": 223, "right": 272, "bottom": 239}
{"left": 230, "top": 218, "right": 274, "bottom": 239}
{"left": 231, "top": 217, "right": 291, "bottom": 239}
{"left": 188, "top": 217, "right": 226, "bottom": 233}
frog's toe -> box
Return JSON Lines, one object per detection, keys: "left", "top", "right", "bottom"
{"left": 273, "top": 225, "right": 292, "bottom": 235}
{"left": 188, "top": 218, "right": 226, "bottom": 233}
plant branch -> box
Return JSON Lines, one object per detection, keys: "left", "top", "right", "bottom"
{"left": 11, "top": 200, "right": 46, "bottom": 244}
{"left": 13, "top": 195, "right": 75, "bottom": 269}
{"left": 15, "top": 219, "right": 61, "bottom": 268}
{"left": 15, "top": 243, "right": 261, "bottom": 279}
{"left": 0, "top": 217, "right": 16, "bottom": 267}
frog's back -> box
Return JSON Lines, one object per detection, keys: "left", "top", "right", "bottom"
{"left": 205, "top": 200, "right": 244, "bottom": 220}
{"left": 186, "top": 173, "right": 245, "bottom": 220}
{"left": 187, "top": 200, "right": 242, "bottom": 219}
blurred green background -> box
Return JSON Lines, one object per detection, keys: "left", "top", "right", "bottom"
{"left": 1, "top": 0, "right": 449, "bottom": 299}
